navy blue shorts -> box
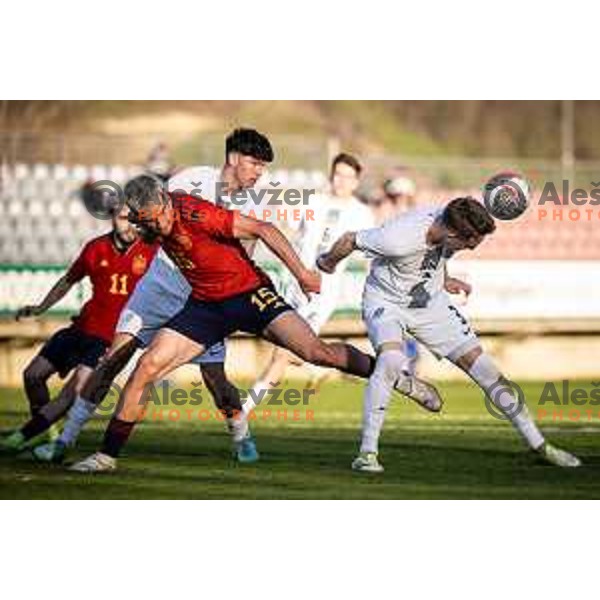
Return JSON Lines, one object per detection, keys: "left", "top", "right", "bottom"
{"left": 40, "top": 326, "right": 109, "bottom": 378}
{"left": 166, "top": 284, "right": 292, "bottom": 348}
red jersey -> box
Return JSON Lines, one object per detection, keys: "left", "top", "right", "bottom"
{"left": 66, "top": 234, "right": 158, "bottom": 342}
{"left": 162, "top": 197, "right": 270, "bottom": 301}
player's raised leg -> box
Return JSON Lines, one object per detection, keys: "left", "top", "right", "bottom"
{"left": 70, "top": 328, "right": 205, "bottom": 472}
{"left": 453, "top": 346, "right": 581, "bottom": 467}
{"left": 250, "top": 347, "right": 297, "bottom": 406}
{"left": 255, "top": 307, "right": 440, "bottom": 414}
{"left": 255, "top": 310, "right": 375, "bottom": 403}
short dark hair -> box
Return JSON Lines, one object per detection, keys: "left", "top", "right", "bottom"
{"left": 331, "top": 152, "right": 362, "bottom": 176}
{"left": 225, "top": 128, "right": 274, "bottom": 162}
{"left": 124, "top": 174, "right": 166, "bottom": 217}
{"left": 442, "top": 196, "right": 496, "bottom": 238}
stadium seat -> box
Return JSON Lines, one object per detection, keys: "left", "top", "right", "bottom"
{"left": 289, "top": 169, "right": 308, "bottom": 188}
{"left": 90, "top": 165, "right": 108, "bottom": 182}
{"left": 48, "top": 200, "right": 65, "bottom": 217}
{"left": 271, "top": 169, "right": 290, "bottom": 187}
{"left": 67, "top": 199, "right": 85, "bottom": 218}
{"left": 107, "top": 165, "right": 127, "bottom": 184}
{"left": 14, "top": 164, "right": 30, "bottom": 179}
{"left": 27, "top": 200, "right": 44, "bottom": 217}
{"left": 53, "top": 164, "right": 69, "bottom": 180}
{"left": 70, "top": 165, "right": 89, "bottom": 182}
{"left": 8, "top": 200, "right": 24, "bottom": 217}
{"left": 33, "top": 164, "right": 50, "bottom": 180}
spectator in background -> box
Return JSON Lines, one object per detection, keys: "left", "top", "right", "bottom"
{"left": 145, "top": 142, "right": 173, "bottom": 178}
{"left": 382, "top": 175, "right": 417, "bottom": 216}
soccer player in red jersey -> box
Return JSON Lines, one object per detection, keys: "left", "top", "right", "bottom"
{"left": 0, "top": 205, "right": 158, "bottom": 453}
{"left": 71, "top": 174, "right": 382, "bottom": 471}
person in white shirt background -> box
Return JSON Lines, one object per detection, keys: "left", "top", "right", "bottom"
{"left": 249, "top": 153, "right": 374, "bottom": 400}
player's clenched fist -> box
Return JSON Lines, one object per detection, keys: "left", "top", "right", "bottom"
{"left": 299, "top": 269, "right": 322, "bottom": 296}
{"left": 316, "top": 253, "right": 336, "bottom": 274}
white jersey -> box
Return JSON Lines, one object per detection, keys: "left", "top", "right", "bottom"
{"left": 280, "top": 193, "right": 374, "bottom": 331}
{"left": 357, "top": 206, "right": 479, "bottom": 360}
{"left": 356, "top": 206, "right": 447, "bottom": 309}
{"left": 297, "top": 193, "right": 374, "bottom": 267}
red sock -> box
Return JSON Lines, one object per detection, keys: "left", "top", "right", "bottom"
{"left": 100, "top": 418, "right": 136, "bottom": 458}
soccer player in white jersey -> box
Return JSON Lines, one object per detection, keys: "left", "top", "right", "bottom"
{"left": 32, "top": 128, "right": 273, "bottom": 466}
{"left": 249, "top": 154, "right": 441, "bottom": 414}
{"left": 318, "top": 196, "right": 581, "bottom": 472}
{"left": 249, "top": 153, "right": 373, "bottom": 400}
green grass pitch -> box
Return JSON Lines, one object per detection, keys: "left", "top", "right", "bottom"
{"left": 1, "top": 378, "right": 600, "bottom": 499}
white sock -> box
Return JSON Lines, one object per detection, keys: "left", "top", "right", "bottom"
{"left": 227, "top": 415, "right": 250, "bottom": 443}
{"left": 360, "top": 350, "right": 408, "bottom": 454}
{"left": 59, "top": 396, "right": 97, "bottom": 447}
{"left": 468, "top": 354, "right": 545, "bottom": 450}
{"left": 244, "top": 379, "right": 270, "bottom": 415}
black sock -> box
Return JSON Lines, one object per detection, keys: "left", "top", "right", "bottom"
{"left": 21, "top": 413, "right": 51, "bottom": 441}
{"left": 100, "top": 418, "right": 136, "bottom": 458}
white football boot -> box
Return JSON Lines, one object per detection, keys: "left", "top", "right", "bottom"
{"left": 395, "top": 374, "right": 443, "bottom": 413}
{"left": 351, "top": 452, "right": 384, "bottom": 473}
{"left": 69, "top": 452, "right": 117, "bottom": 472}
{"left": 536, "top": 443, "right": 581, "bottom": 468}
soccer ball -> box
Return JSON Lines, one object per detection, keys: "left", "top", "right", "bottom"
{"left": 483, "top": 172, "right": 530, "bottom": 221}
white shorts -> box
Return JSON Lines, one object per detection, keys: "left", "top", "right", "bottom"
{"left": 282, "top": 275, "right": 339, "bottom": 334}
{"left": 295, "top": 294, "right": 338, "bottom": 333}
{"left": 116, "top": 292, "right": 226, "bottom": 365}
{"left": 363, "top": 291, "right": 479, "bottom": 361}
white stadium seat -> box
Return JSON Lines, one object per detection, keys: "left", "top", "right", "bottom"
{"left": 33, "top": 164, "right": 50, "bottom": 180}
{"left": 48, "top": 200, "right": 65, "bottom": 217}
{"left": 68, "top": 200, "right": 85, "bottom": 218}
{"left": 27, "top": 200, "right": 45, "bottom": 217}
{"left": 14, "top": 164, "right": 30, "bottom": 179}
{"left": 52, "top": 164, "right": 69, "bottom": 180}
{"left": 107, "top": 165, "right": 127, "bottom": 184}
{"left": 271, "top": 169, "right": 290, "bottom": 187}
{"left": 8, "top": 200, "right": 24, "bottom": 217}
{"left": 70, "top": 165, "right": 89, "bottom": 182}
{"left": 90, "top": 165, "right": 108, "bottom": 182}
{"left": 289, "top": 169, "right": 308, "bottom": 187}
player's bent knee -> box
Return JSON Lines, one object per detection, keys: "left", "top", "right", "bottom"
{"left": 465, "top": 352, "right": 502, "bottom": 393}
{"left": 135, "top": 351, "right": 165, "bottom": 383}
{"left": 23, "top": 360, "right": 49, "bottom": 385}
{"left": 454, "top": 346, "right": 483, "bottom": 372}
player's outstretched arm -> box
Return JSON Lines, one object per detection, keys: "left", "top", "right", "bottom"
{"left": 316, "top": 232, "right": 357, "bottom": 274}
{"left": 232, "top": 213, "right": 321, "bottom": 296}
{"left": 15, "top": 272, "right": 76, "bottom": 321}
